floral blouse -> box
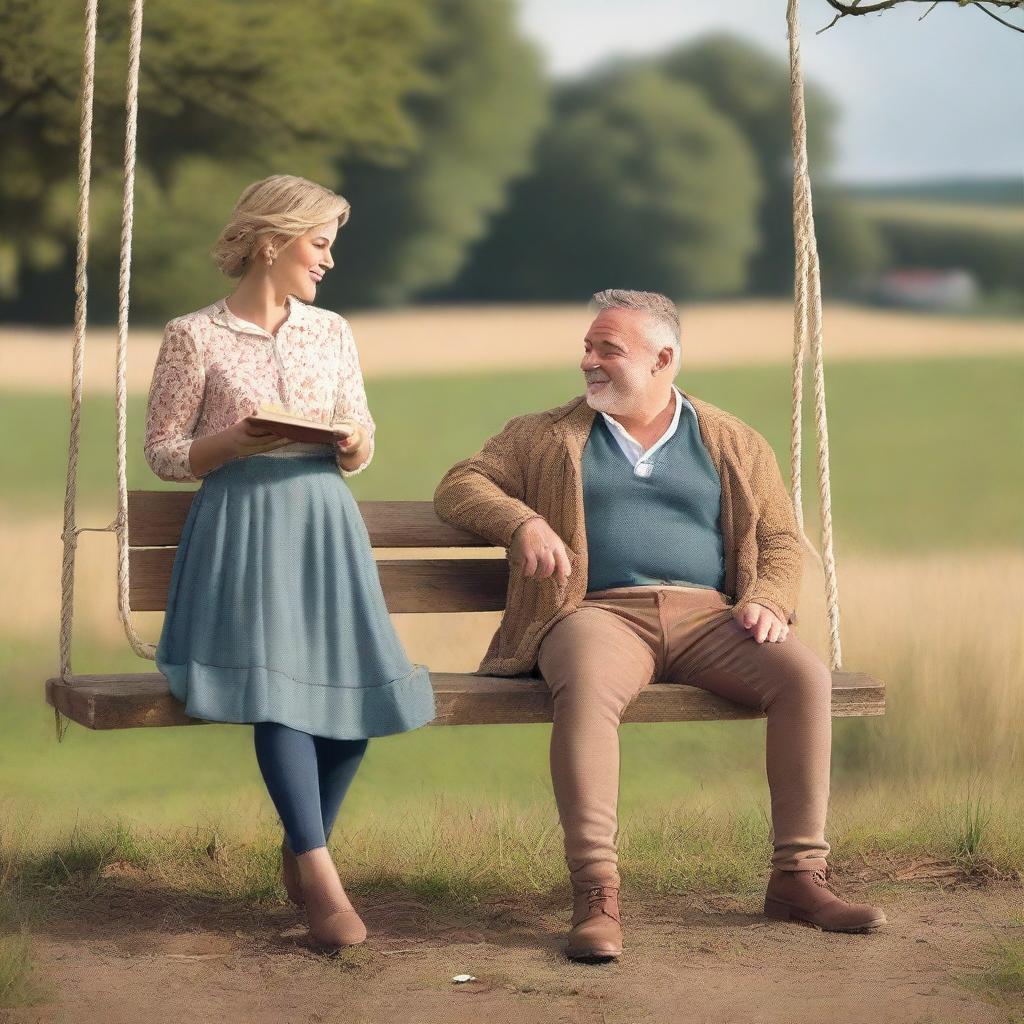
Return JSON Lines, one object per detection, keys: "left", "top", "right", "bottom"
{"left": 144, "top": 295, "right": 375, "bottom": 483}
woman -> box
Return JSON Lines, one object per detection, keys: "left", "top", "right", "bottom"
{"left": 144, "top": 174, "right": 435, "bottom": 950}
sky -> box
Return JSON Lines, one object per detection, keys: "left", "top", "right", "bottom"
{"left": 517, "top": 0, "right": 1023, "bottom": 184}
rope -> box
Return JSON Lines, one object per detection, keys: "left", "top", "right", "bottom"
{"left": 55, "top": 0, "right": 152, "bottom": 744}
{"left": 112, "top": 0, "right": 156, "bottom": 663}
{"left": 787, "top": 0, "right": 844, "bottom": 670}
{"left": 55, "top": 0, "right": 99, "bottom": 743}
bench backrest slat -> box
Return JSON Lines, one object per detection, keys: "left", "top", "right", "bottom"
{"left": 129, "top": 550, "right": 509, "bottom": 613}
{"left": 128, "top": 492, "right": 491, "bottom": 548}
{"left": 127, "top": 491, "right": 508, "bottom": 613}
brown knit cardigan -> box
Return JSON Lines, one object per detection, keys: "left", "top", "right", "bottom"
{"left": 432, "top": 390, "right": 802, "bottom": 678}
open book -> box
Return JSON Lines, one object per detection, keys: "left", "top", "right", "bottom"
{"left": 246, "top": 403, "right": 352, "bottom": 446}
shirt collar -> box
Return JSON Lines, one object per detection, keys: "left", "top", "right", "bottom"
{"left": 208, "top": 293, "right": 308, "bottom": 337}
{"left": 600, "top": 383, "right": 684, "bottom": 451}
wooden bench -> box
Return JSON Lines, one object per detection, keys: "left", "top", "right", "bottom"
{"left": 45, "top": 492, "right": 886, "bottom": 730}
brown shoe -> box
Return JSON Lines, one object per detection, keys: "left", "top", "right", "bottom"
{"left": 764, "top": 864, "right": 886, "bottom": 933}
{"left": 281, "top": 838, "right": 304, "bottom": 908}
{"left": 296, "top": 847, "right": 367, "bottom": 950}
{"left": 306, "top": 905, "right": 367, "bottom": 949}
{"left": 565, "top": 877, "right": 623, "bottom": 961}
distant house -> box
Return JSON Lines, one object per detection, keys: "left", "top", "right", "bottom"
{"left": 874, "top": 268, "right": 979, "bottom": 310}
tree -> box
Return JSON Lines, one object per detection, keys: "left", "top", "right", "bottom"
{"left": 445, "top": 66, "right": 762, "bottom": 301}
{"left": 0, "top": 0, "right": 430, "bottom": 318}
{"left": 319, "top": 0, "right": 547, "bottom": 308}
{"left": 659, "top": 33, "right": 885, "bottom": 293}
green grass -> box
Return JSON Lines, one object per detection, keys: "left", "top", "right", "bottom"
{"left": 3, "top": 354, "right": 1022, "bottom": 888}
{"left": 3, "top": 354, "right": 1023, "bottom": 551}
{"left": 0, "top": 929, "right": 49, "bottom": 1011}
{"left": 0, "top": 880, "right": 49, "bottom": 1011}
{"left": 3, "top": 354, "right": 1021, "bottom": 835}
{"left": 959, "top": 914, "right": 1024, "bottom": 1020}
{"left": 847, "top": 178, "right": 1023, "bottom": 207}
{"left": 3, "top": 783, "right": 1021, "bottom": 912}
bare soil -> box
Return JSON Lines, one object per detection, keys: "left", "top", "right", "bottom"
{"left": 4, "top": 876, "right": 1022, "bottom": 1024}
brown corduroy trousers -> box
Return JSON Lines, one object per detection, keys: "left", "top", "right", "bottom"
{"left": 536, "top": 584, "right": 832, "bottom": 882}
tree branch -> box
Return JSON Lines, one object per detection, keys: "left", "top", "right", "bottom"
{"left": 820, "top": 0, "right": 1024, "bottom": 33}
{"left": 974, "top": 2, "right": 1024, "bottom": 32}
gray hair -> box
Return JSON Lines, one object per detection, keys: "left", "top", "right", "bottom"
{"left": 589, "top": 289, "right": 680, "bottom": 369}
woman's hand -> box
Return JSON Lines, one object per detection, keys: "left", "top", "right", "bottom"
{"left": 332, "top": 418, "right": 365, "bottom": 455}
{"left": 225, "top": 417, "right": 296, "bottom": 457}
{"left": 187, "top": 418, "right": 292, "bottom": 478}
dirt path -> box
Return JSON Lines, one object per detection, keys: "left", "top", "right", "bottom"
{"left": 6, "top": 880, "right": 1022, "bottom": 1024}
{"left": 2, "top": 301, "right": 1021, "bottom": 396}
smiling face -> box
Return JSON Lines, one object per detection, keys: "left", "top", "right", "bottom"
{"left": 265, "top": 221, "right": 337, "bottom": 302}
{"left": 581, "top": 308, "right": 673, "bottom": 416}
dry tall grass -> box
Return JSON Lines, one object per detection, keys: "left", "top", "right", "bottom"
{"left": 3, "top": 301, "right": 1022, "bottom": 394}
{"left": 799, "top": 545, "right": 1023, "bottom": 781}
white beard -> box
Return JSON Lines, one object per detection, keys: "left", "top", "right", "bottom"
{"left": 583, "top": 366, "right": 652, "bottom": 417}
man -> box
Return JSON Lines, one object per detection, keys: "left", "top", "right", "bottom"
{"left": 433, "top": 289, "right": 885, "bottom": 961}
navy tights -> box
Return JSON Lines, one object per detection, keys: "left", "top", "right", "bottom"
{"left": 253, "top": 721, "right": 368, "bottom": 856}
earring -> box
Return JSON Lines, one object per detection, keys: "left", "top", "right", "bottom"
{"left": 265, "top": 249, "right": 275, "bottom": 266}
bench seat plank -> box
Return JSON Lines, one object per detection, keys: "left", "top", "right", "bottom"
{"left": 46, "top": 671, "right": 885, "bottom": 730}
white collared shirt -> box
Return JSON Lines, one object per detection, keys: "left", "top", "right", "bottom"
{"left": 600, "top": 384, "right": 684, "bottom": 479}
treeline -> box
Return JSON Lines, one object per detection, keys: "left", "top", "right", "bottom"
{"left": 437, "top": 35, "right": 886, "bottom": 302}
{"left": 0, "top": 2, "right": 1015, "bottom": 322}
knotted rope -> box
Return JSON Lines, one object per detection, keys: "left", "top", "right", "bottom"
{"left": 787, "top": 0, "right": 844, "bottom": 671}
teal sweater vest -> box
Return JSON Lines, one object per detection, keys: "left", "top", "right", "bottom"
{"left": 582, "top": 405, "right": 726, "bottom": 594}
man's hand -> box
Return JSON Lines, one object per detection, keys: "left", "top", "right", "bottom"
{"left": 510, "top": 517, "right": 572, "bottom": 588}
{"left": 733, "top": 602, "right": 789, "bottom": 644}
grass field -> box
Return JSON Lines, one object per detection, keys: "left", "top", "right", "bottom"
{"left": 3, "top": 355, "right": 1022, "bottom": 550}
{"left": 2, "top": 352, "right": 1021, "bottom": 843}
{"left": 856, "top": 199, "right": 1024, "bottom": 233}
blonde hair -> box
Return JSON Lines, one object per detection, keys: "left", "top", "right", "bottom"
{"left": 211, "top": 174, "right": 351, "bottom": 278}
{"left": 590, "top": 288, "right": 681, "bottom": 368}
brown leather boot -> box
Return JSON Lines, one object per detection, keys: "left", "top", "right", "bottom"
{"left": 764, "top": 863, "right": 886, "bottom": 933}
{"left": 565, "top": 874, "right": 623, "bottom": 961}
{"left": 280, "top": 838, "right": 304, "bottom": 908}
{"left": 296, "top": 847, "right": 367, "bottom": 949}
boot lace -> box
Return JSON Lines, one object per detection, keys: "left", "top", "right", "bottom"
{"left": 586, "top": 884, "right": 620, "bottom": 920}
{"left": 811, "top": 865, "right": 841, "bottom": 896}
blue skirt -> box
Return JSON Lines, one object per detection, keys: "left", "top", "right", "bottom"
{"left": 155, "top": 452, "right": 436, "bottom": 739}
